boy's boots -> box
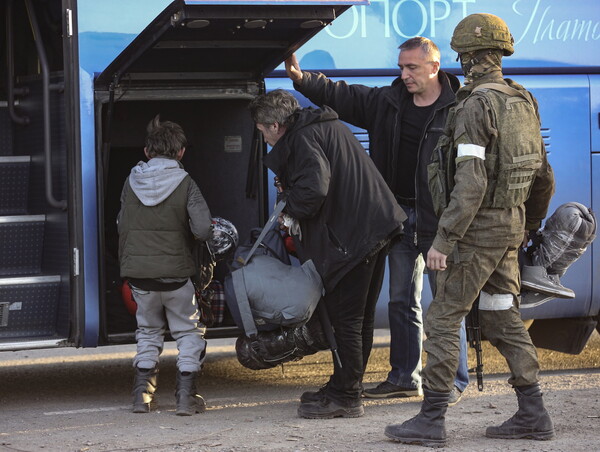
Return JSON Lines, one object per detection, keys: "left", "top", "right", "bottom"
{"left": 486, "top": 383, "right": 555, "bottom": 440}
{"left": 175, "top": 370, "right": 206, "bottom": 416}
{"left": 132, "top": 367, "right": 158, "bottom": 413}
{"left": 384, "top": 388, "right": 449, "bottom": 448}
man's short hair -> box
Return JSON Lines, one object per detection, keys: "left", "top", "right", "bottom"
{"left": 145, "top": 115, "right": 187, "bottom": 159}
{"left": 399, "top": 37, "right": 441, "bottom": 63}
{"left": 248, "top": 89, "right": 299, "bottom": 127}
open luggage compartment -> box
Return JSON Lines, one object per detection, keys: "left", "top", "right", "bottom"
{"left": 94, "top": 0, "right": 357, "bottom": 343}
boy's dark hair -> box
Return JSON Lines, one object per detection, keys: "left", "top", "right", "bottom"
{"left": 145, "top": 115, "right": 188, "bottom": 159}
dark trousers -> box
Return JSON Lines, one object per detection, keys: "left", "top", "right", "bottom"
{"left": 323, "top": 246, "right": 388, "bottom": 405}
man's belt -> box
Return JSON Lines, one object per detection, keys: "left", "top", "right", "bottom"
{"left": 395, "top": 195, "right": 416, "bottom": 208}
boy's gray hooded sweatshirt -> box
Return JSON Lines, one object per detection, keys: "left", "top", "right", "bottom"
{"left": 118, "top": 157, "right": 212, "bottom": 281}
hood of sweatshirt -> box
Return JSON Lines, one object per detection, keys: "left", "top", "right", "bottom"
{"left": 128, "top": 157, "right": 188, "bottom": 206}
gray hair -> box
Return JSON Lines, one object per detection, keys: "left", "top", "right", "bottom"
{"left": 248, "top": 89, "right": 299, "bottom": 127}
{"left": 399, "top": 37, "right": 441, "bottom": 63}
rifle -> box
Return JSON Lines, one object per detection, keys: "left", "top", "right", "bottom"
{"left": 465, "top": 297, "right": 484, "bottom": 391}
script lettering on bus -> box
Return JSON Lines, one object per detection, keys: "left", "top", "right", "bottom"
{"left": 513, "top": 0, "right": 600, "bottom": 44}
{"left": 325, "top": 0, "right": 599, "bottom": 43}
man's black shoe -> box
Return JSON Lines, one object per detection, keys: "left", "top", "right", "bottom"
{"left": 363, "top": 381, "right": 422, "bottom": 399}
{"left": 300, "top": 383, "right": 328, "bottom": 403}
{"left": 298, "top": 397, "right": 364, "bottom": 419}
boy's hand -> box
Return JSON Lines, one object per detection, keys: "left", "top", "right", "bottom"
{"left": 285, "top": 54, "right": 303, "bottom": 84}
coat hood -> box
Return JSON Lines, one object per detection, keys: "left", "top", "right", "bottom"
{"left": 127, "top": 157, "right": 188, "bottom": 206}
{"left": 289, "top": 105, "right": 339, "bottom": 132}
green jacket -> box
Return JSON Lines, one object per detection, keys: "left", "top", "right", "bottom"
{"left": 119, "top": 176, "right": 197, "bottom": 279}
{"left": 430, "top": 76, "right": 555, "bottom": 256}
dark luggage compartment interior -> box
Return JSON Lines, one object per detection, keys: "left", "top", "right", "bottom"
{"left": 101, "top": 96, "right": 263, "bottom": 339}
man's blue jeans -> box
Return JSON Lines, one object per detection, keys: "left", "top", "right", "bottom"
{"left": 387, "top": 206, "right": 469, "bottom": 392}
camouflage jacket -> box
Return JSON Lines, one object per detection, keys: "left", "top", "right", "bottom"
{"left": 430, "top": 76, "right": 555, "bottom": 256}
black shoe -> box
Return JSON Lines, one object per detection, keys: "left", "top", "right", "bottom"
{"left": 363, "top": 381, "right": 422, "bottom": 399}
{"left": 298, "top": 397, "right": 364, "bottom": 419}
{"left": 447, "top": 386, "right": 463, "bottom": 407}
{"left": 132, "top": 367, "right": 158, "bottom": 413}
{"left": 384, "top": 388, "right": 449, "bottom": 448}
{"left": 300, "top": 383, "right": 328, "bottom": 403}
{"left": 485, "top": 384, "right": 554, "bottom": 440}
{"left": 175, "top": 371, "right": 206, "bottom": 416}
{"left": 521, "top": 266, "right": 575, "bottom": 298}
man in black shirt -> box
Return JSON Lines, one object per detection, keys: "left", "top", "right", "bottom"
{"left": 285, "top": 37, "right": 469, "bottom": 404}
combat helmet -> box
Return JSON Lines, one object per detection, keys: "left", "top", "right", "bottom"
{"left": 451, "top": 13, "right": 514, "bottom": 56}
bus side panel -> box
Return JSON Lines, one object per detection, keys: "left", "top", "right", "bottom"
{"left": 269, "top": 74, "right": 595, "bottom": 323}
{"left": 591, "top": 74, "right": 600, "bottom": 319}
{"left": 515, "top": 75, "right": 593, "bottom": 320}
{"left": 592, "top": 154, "right": 600, "bottom": 319}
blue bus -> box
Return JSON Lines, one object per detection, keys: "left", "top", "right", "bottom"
{"left": 0, "top": 0, "right": 598, "bottom": 354}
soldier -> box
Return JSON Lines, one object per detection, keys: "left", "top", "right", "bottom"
{"left": 384, "top": 13, "right": 556, "bottom": 446}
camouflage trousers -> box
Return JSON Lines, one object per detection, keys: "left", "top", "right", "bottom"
{"left": 422, "top": 242, "right": 540, "bottom": 393}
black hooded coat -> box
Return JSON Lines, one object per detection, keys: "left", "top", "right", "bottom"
{"left": 263, "top": 106, "right": 406, "bottom": 292}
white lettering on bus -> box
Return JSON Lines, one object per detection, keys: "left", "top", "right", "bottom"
{"left": 326, "top": 0, "right": 599, "bottom": 43}
{"left": 326, "top": 0, "right": 474, "bottom": 40}
{"left": 393, "top": 0, "right": 427, "bottom": 38}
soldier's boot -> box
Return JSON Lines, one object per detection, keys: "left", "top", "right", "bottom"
{"left": 486, "top": 383, "right": 555, "bottom": 440}
{"left": 175, "top": 370, "right": 206, "bottom": 416}
{"left": 384, "top": 388, "right": 449, "bottom": 448}
{"left": 132, "top": 367, "right": 158, "bottom": 413}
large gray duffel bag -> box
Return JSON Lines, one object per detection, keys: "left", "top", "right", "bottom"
{"left": 224, "top": 200, "right": 323, "bottom": 339}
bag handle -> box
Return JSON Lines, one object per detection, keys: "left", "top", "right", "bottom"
{"left": 232, "top": 269, "right": 258, "bottom": 338}
{"left": 238, "top": 199, "right": 287, "bottom": 265}
{"left": 232, "top": 199, "right": 288, "bottom": 338}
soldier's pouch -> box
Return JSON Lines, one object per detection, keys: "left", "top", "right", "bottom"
{"left": 436, "top": 248, "right": 475, "bottom": 302}
{"left": 447, "top": 247, "right": 475, "bottom": 264}
{"left": 492, "top": 153, "right": 542, "bottom": 208}
{"left": 428, "top": 135, "right": 454, "bottom": 218}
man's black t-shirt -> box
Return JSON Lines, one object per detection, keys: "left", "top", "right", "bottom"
{"left": 394, "top": 99, "right": 436, "bottom": 201}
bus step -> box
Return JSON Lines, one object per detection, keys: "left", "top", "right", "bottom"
{"left": 0, "top": 275, "right": 61, "bottom": 339}
{"left": 0, "top": 156, "right": 31, "bottom": 215}
{"left": 0, "top": 215, "right": 45, "bottom": 276}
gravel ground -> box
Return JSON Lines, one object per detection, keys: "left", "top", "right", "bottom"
{"left": 1, "top": 331, "right": 599, "bottom": 452}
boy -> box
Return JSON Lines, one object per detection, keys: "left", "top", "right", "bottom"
{"left": 118, "top": 115, "right": 212, "bottom": 415}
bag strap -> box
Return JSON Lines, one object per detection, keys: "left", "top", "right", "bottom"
{"left": 232, "top": 268, "right": 258, "bottom": 338}
{"left": 239, "top": 199, "right": 287, "bottom": 265}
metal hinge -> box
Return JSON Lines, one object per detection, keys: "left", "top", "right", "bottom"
{"left": 73, "top": 247, "right": 80, "bottom": 276}
{"left": 66, "top": 8, "right": 73, "bottom": 37}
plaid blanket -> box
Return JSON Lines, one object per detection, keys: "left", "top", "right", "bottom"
{"left": 203, "top": 280, "right": 225, "bottom": 326}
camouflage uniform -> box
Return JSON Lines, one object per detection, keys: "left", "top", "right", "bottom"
{"left": 385, "top": 14, "right": 555, "bottom": 446}
{"left": 422, "top": 76, "right": 555, "bottom": 392}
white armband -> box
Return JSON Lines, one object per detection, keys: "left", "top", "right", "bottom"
{"left": 457, "top": 143, "right": 486, "bottom": 160}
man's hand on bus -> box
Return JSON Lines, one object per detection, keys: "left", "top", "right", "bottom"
{"left": 285, "top": 54, "right": 303, "bottom": 84}
{"left": 427, "top": 247, "right": 448, "bottom": 271}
